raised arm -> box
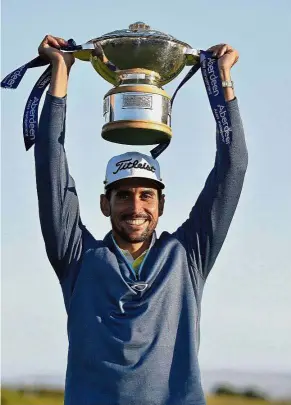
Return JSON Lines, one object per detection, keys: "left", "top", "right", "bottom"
{"left": 173, "top": 44, "right": 248, "bottom": 280}
{"left": 34, "top": 35, "right": 83, "bottom": 280}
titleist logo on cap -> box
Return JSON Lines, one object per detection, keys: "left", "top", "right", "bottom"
{"left": 113, "top": 158, "right": 156, "bottom": 175}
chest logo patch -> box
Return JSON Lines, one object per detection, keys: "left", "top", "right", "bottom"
{"left": 130, "top": 283, "right": 148, "bottom": 292}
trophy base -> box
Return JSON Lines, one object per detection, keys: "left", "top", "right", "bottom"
{"left": 102, "top": 120, "right": 172, "bottom": 145}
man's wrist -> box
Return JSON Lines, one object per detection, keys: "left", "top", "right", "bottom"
{"left": 219, "top": 68, "right": 231, "bottom": 81}
{"left": 219, "top": 68, "right": 235, "bottom": 101}
{"left": 51, "top": 58, "right": 72, "bottom": 73}
{"left": 49, "top": 60, "right": 70, "bottom": 98}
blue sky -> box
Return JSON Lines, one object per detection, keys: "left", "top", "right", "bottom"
{"left": 1, "top": 0, "right": 291, "bottom": 383}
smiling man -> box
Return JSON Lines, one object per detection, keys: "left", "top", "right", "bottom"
{"left": 35, "top": 35, "right": 248, "bottom": 405}
{"left": 100, "top": 152, "right": 165, "bottom": 270}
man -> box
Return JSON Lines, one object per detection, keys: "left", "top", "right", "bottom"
{"left": 35, "top": 35, "right": 248, "bottom": 405}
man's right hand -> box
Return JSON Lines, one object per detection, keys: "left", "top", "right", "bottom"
{"left": 38, "top": 35, "right": 75, "bottom": 69}
{"left": 39, "top": 35, "right": 75, "bottom": 97}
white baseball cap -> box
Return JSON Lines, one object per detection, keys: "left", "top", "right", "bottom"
{"left": 104, "top": 151, "right": 165, "bottom": 190}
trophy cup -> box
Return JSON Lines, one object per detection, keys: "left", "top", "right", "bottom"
{"left": 70, "top": 22, "right": 200, "bottom": 145}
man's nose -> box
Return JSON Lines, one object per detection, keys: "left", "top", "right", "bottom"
{"left": 130, "top": 195, "right": 143, "bottom": 213}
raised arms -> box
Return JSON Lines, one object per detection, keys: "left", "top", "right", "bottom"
{"left": 35, "top": 36, "right": 83, "bottom": 281}
{"left": 174, "top": 44, "right": 248, "bottom": 279}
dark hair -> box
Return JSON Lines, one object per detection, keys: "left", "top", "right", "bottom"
{"left": 105, "top": 187, "right": 163, "bottom": 201}
{"left": 105, "top": 189, "right": 112, "bottom": 201}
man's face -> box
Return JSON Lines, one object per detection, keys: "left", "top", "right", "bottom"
{"left": 101, "top": 178, "right": 164, "bottom": 244}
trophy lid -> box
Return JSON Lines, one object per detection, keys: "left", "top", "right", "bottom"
{"left": 90, "top": 22, "right": 191, "bottom": 47}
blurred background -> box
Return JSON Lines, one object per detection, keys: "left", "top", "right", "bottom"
{"left": 1, "top": 0, "right": 291, "bottom": 404}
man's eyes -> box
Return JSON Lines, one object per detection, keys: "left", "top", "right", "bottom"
{"left": 116, "top": 192, "right": 130, "bottom": 200}
{"left": 115, "top": 191, "right": 155, "bottom": 200}
{"left": 141, "top": 192, "right": 154, "bottom": 199}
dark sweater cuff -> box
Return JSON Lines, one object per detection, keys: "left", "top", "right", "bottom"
{"left": 227, "top": 97, "right": 239, "bottom": 111}
{"left": 46, "top": 91, "right": 67, "bottom": 106}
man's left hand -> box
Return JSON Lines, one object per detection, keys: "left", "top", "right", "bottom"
{"left": 207, "top": 44, "right": 239, "bottom": 73}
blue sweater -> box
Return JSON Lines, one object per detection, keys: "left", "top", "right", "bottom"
{"left": 34, "top": 93, "right": 248, "bottom": 405}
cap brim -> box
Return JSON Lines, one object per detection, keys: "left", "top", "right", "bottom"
{"left": 105, "top": 177, "right": 165, "bottom": 190}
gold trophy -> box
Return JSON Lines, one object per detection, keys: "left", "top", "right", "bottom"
{"left": 70, "top": 22, "right": 200, "bottom": 145}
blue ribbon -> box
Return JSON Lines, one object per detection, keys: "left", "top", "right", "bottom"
{"left": 1, "top": 40, "right": 76, "bottom": 150}
{"left": 1, "top": 58, "right": 52, "bottom": 150}
{"left": 199, "top": 51, "right": 232, "bottom": 145}
{"left": 150, "top": 51, "right": 232, "bottom": 159}
{"left": 1, "top": 56, "right": 48, "bottom": 90}
{"left": 22, "top": 66, "right": 52, "bottom": 150}
{"left": 1, "top": 46, "right": 232, "bottom": 155}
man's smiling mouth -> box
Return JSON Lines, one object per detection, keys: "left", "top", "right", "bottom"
{"left": 125, "top": 219, "right": 147, "bottom": 226}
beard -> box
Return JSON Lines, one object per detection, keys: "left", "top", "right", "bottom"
{"left": 110, "top": 215, "right": 157, "bottom": 244}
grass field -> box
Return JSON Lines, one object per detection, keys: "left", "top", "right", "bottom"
{"left": 1, "top": 389, "right": 291, "bottom": 405}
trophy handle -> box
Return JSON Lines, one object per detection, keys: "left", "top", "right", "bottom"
{"left": 184, "top": 48, "right": 200, "bottom": 66}
{"left": 90, "top": 54, "right": 119, "bottom": 85}
{"left": 61, "top": 42, "right": 94, "bottom": 61}
{"left": 61, "top": 41, "right": 120, "bottom": 85}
